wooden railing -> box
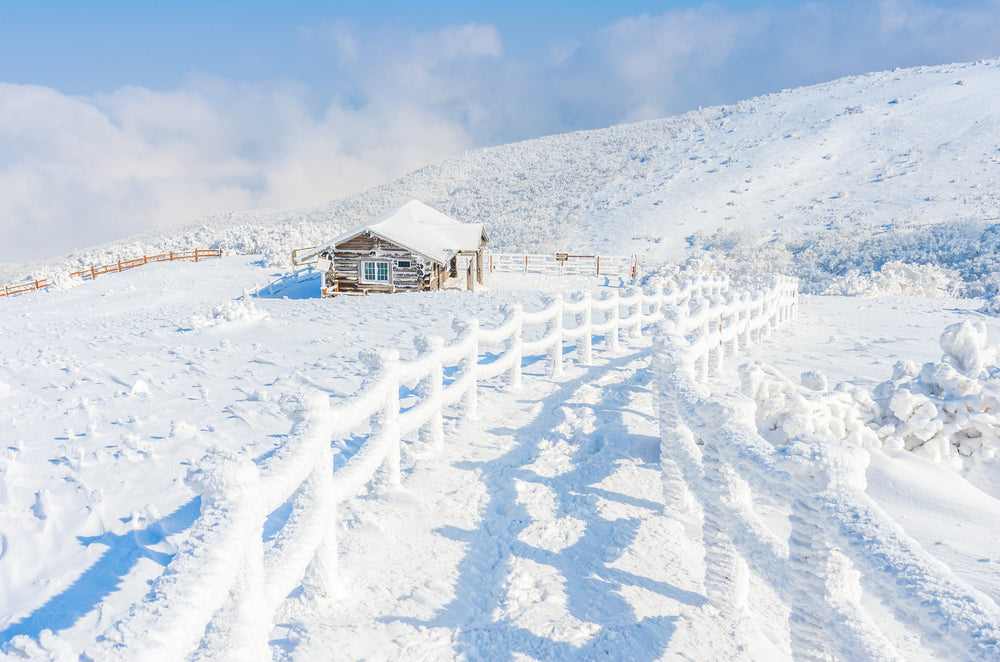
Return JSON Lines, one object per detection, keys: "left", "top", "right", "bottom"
{"left": 68, "top": 249, "right": 222, "bottom": 280}
{"left": 1, "top": 278, "right": 52, "bottom": 298}
{"left": 486, "top": 252, "right": 638, "bottom": 279}
{"left": 0, "top": 249, "right": 223, "bottom": 299}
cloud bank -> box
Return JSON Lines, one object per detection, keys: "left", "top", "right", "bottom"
{"left": 2, "top": 0, "right": 999, "bottom": 262}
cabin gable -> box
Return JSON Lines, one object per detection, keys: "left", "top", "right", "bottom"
{"left": 320, "top": 232, "right": 440, "bottom": 294}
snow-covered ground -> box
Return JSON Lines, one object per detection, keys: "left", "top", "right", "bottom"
{"left": 3, "top": 58, "right": 1000, "bottom": 660}
{"left": 1, "top": 256, "right": 998, "bottom": 660}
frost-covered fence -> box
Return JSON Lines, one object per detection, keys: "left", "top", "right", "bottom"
{"left": 654, "top": 282, "right": 1000, "bottom": 661}
{"left": 487, "top": 252, "right": 637, "bottom": 279}
{"left": 89, "top": 272, "right": 731, "bottom": 661}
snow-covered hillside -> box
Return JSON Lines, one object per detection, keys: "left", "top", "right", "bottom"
{"left": 6, "top": 59, "right": 1000, "bottom": 298}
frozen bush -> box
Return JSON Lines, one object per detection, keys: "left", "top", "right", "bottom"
{"left": 744, "top": 321, "right": 1000, "bottom": 471}
{"left": 740, "top": 364, "right": 882, "bottom": 449}
{"left": 823, "top": 260, "right": 961, "bottom": 297}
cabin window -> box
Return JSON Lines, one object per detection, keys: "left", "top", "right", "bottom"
{"left": 361, "top": 260, "right": 390, "bottom": 283}
{"left": 397, "top": 260, "right": 412, "bottom": 268}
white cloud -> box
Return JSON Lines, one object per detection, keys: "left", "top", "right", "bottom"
{"left": 0, "top": 73, "right": 473, "bottom": 262}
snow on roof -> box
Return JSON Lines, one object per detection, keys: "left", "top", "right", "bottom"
{"left": 317, "top": 200, "right": 485, "bottom": 265}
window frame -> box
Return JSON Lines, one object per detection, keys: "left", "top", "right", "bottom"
{"left": 360, "top": 259, "right": 391, "bottom": 284}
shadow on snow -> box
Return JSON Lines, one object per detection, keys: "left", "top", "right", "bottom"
{"left": 0, "top": 498, "right": 201, "bottom": 643}
{"left": 392, "top": 350, "right": 706, "bottom": 660}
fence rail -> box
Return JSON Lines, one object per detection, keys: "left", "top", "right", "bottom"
{"left": 0, "top": 249, "right": 223, "bottom": 299}
{"left": 487, "top": 252, "right": 637, "bottom": 279}
{"left": 1, "top": 278, "right": 52, "bottom": 298}
{"left": 68, "top": 249, "right": 222, "bottom": 281}
{"left": 91, "top": 270, "right": 788, "bottom": 660}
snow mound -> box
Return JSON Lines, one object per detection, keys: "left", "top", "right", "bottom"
{"left": 189, "top": 298, "right": 270, "bottom": 330}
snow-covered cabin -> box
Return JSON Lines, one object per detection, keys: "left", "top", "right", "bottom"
{"left": 311, "top": 200, "right": 488, "bottom": 296}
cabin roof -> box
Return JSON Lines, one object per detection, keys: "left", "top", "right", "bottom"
{"left": 315, "top": 200, "right": 486, "bottom": 265}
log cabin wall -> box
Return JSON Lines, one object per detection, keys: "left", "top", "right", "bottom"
{"left": 321, "top": 233, "right": 436, "bottom": 293}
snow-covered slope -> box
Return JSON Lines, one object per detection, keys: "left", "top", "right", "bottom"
{"left": 7, "top": 58, "right": 1000, "bottom": 297}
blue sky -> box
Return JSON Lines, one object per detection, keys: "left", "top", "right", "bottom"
{"left": 1, "top": 0, "right": 999, "bottom": 262}
{"left": 1, "top": 1, "right": 801, "bottom": 94}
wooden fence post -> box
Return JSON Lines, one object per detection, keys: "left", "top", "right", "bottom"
{"left": 629, "top": 287, "right": 643, "bottom": 338}
{"left": 700, "top": 437, "right": 751, "bottom": 617}
{"left": 543, "top": 294, "right": 564, "bottom": 377}
{"left": 785, "top": 439, "right": 897, "bottom": 660}
{"left": 302, "top": 434, "right": 339, "bottom": 601}
{"left": 453, "top": 318, "right": 479, "bottom": 420}
{"left": 362, "top": 348, "right": 402, "bottom": 488}
{"left": 575, "top": 292, "right": 593, "bottom": 366}
{"left": 415, "top": 335, "right": 445, "bottom": 450}
{"left": 501, "top": 304, "right": 523, "bottom": 390}
{"left": 605, "top": 290, "right": 620, "bottom": 351}
{"left": 381, "top": 350, "right": 401, "bottom": 487}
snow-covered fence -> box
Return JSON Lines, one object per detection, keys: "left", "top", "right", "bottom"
{"left": 654, "top": 284, "right": 1000, "bottom": 661}
{"left": 487, "top": 252, "right": 637, "bottom": 279}
{"left": 89, "top": 272, "right": 733, "bottom": 660}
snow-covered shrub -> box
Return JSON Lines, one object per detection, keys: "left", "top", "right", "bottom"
{"left": 744, "top": 321, "right": 1000, "bottom": 472}
{"left": 684, "top": 228, "right": 794, "bottom": 286}
{"left": 48, "top": 273, "right": 85, "bottom": 292}
{"left": 823, "top": 260, "right": 961, "bottom": 297}
{"left": 980, "top": 296, "right": 1000, "bottom": 315}
{"left": 741, "top": 364, "right": 882, "bottom": 448}
{"left": 872, "top": 321, "right": 1000, "bottom": 469}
